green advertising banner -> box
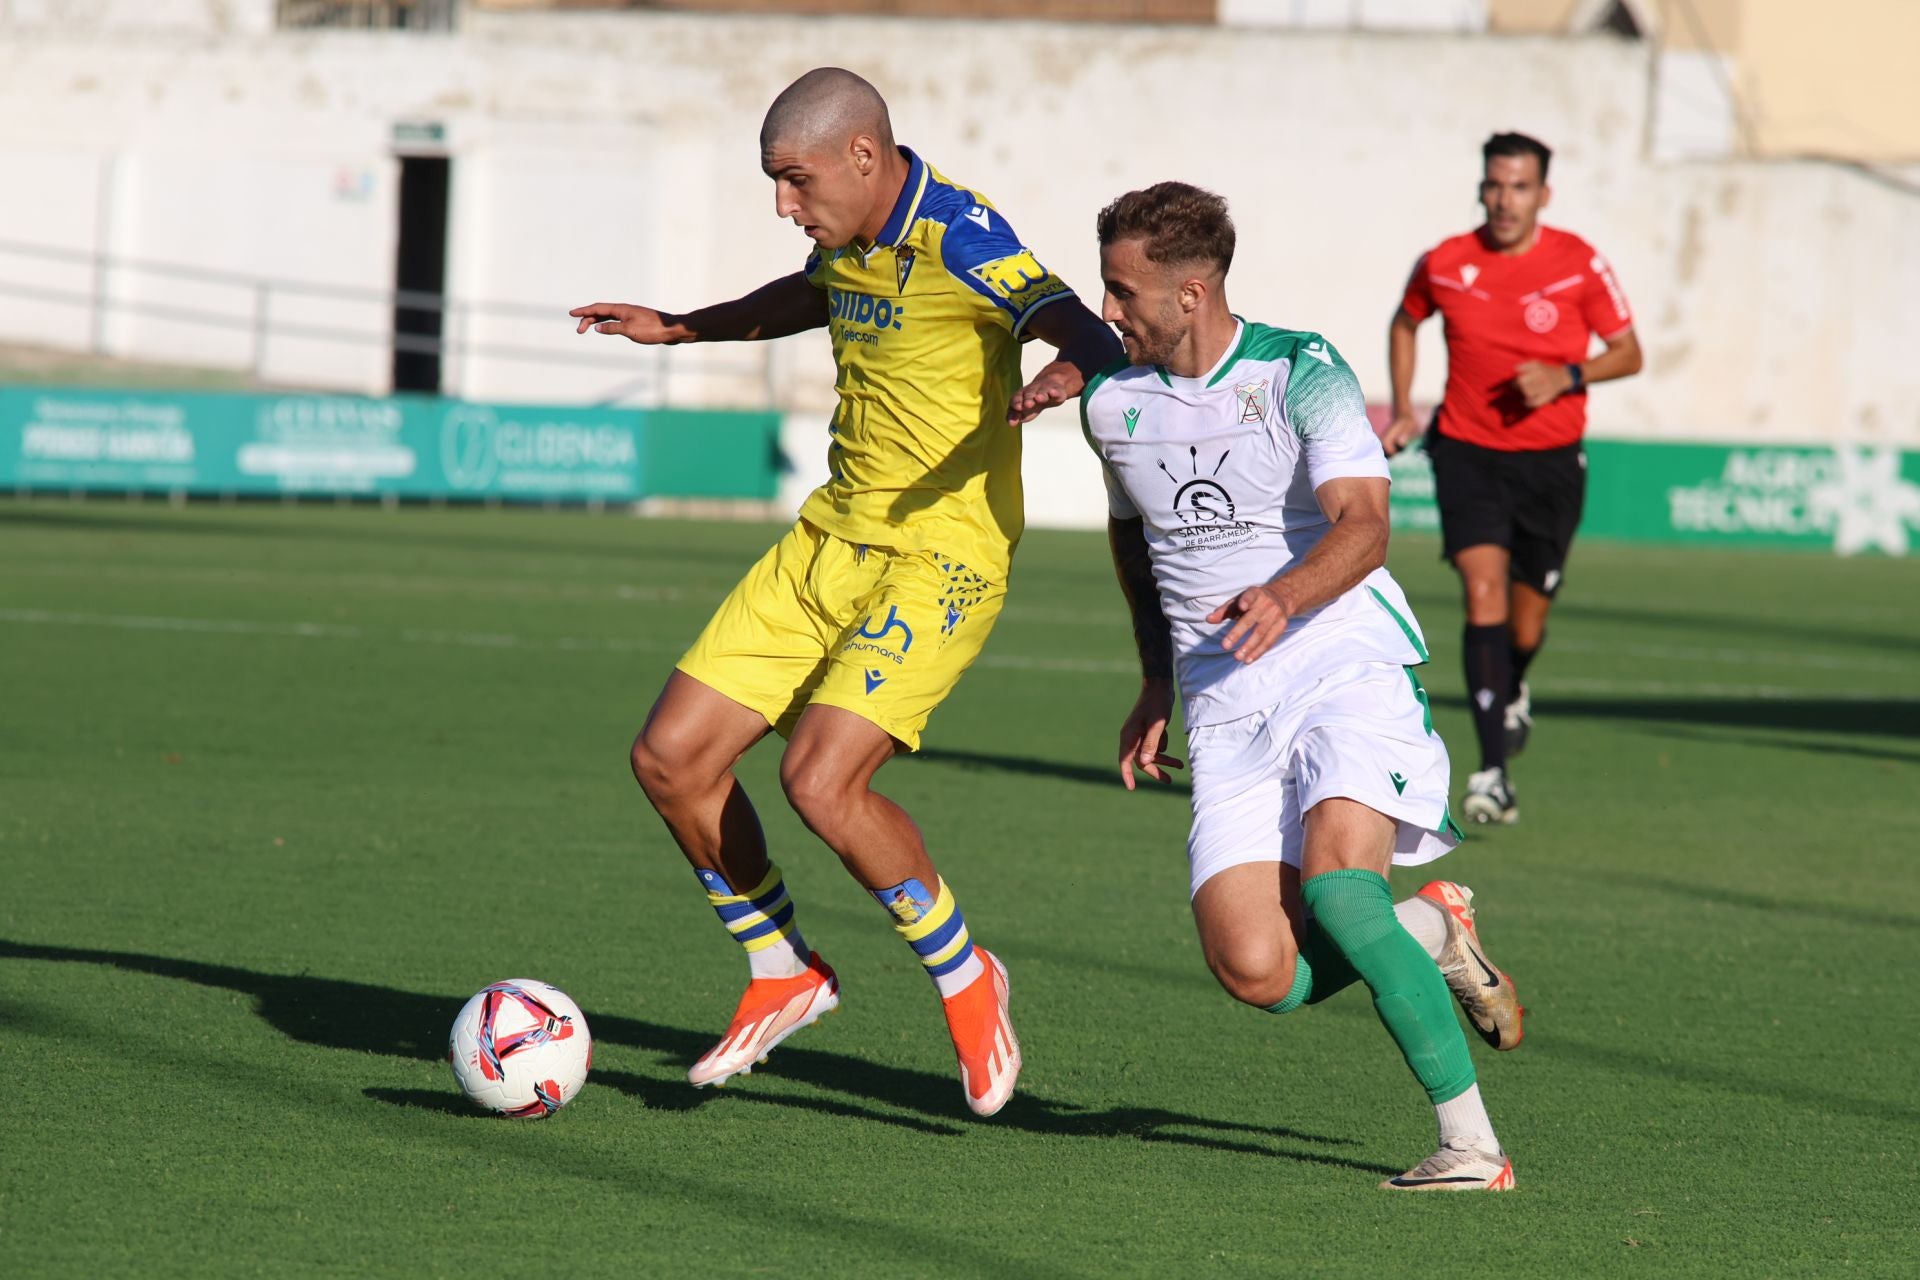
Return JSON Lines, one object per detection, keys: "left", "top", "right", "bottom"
{"left": 1387, "top": 438, "right": 1920, "bottom": 557}
{"left": 0, "top": 387, "right": 783, "bottom": 502}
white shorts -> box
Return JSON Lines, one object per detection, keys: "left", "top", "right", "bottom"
{"left": 1184, "top": 661, "right": 1462, "bottom": 898}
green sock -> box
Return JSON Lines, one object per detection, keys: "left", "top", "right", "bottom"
{"left": 1264, "top": 917, "right": 1363, "bottom": 1014}
{"left": 1299, "top": 868, "right": 1476, "bottom": 1104}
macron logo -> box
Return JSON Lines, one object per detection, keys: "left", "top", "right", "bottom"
{"left": 864, "top": 669, "right": 888, "bottom": 694}
{"left": 1303, "top": 341, "right": 1333, "bottom": 366}
{"left": 966, "top": 206, "right": 992, "bottom": 231}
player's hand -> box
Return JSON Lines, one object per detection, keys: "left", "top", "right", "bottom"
{"left": 1008, "top": 359, "right": 1085, "bottom": 425}
{"left": 1118, "top": 679, "right": 1183, "bottom": 791}
{"left": 569, "top": 302, "right": 684, "bottom": 344}
{"left": 1381, "top": 408, "right": 1423, "bottom": 456}
{"left": 1513, "top": 361, "right": 1573, "bottom": 409}
{"left": 1207, "top": 583, "right": 1292, "bottom": 664}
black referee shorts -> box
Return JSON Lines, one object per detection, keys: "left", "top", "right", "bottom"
{"left": 1426, "top": 428, "right": 1587, "bottom": 597}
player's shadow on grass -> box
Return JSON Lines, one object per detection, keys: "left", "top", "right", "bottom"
{"left": 1648, "top": 724, "right": 1920, "bottom": 768}
{"left": 1552, "top": 600, "right": 1919, "bottom": 660}
{"left": 1428, "top": 691, "right": 1919, "bottom": 739}
{"left": 1395, "top": 589, "right": 1919, "bottom": 661}
{"left": 0, "top": 938, "right": 1391, "bottom": 1171}
{"left": 1556, "top": 866, "right": 1920, "bottom": 933}
{"left": 912, "top": 748, "right": 1191, "bottom": 797}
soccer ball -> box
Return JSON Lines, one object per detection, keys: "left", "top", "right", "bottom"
{"left": 447, "top": 979, "right": 592, "bottom": 1118}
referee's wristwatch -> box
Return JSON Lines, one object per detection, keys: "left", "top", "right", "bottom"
{"left": 1564, "top": 363, "right": 1586, "bottom": 395}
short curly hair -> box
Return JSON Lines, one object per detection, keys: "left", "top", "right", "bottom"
{"left": 1096, "top": 182, "right": 1235, "bottom": 275}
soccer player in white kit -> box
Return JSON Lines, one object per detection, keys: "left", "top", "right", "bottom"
{"left": 1081, "top": 182, "right": 1527, "bottom": 1191}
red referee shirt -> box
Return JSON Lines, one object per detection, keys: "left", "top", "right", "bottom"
{"left": 1400, "top": 224, "right": 1633, "bottom": 452}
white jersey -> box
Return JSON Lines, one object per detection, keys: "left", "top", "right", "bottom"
{"left": 1081, "top": 319, "right": 1430, "bottom": 728}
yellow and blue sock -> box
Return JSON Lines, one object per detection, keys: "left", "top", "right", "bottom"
{"left": 699, "top": 864, "right": 811, "bottom": 980}
{"left": 873, "top": 876, "right": 984, "bottom": 999}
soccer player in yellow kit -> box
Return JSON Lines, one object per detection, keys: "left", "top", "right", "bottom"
{"left": 571, "top": 68, "right": 1118, "bottom": 1116}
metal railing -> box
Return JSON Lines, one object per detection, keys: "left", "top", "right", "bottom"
{"left": 0, "top": 236, "right": 778, "bottom": 409}
{"left": 277, "top": 1, "right": 460, "bottom": 30}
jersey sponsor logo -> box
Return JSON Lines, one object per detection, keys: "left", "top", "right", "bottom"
{"left": 1123, "top": 406, "right": 1142, "bottom": 437}
{"left": 856, "top": 604, "right": 915, "bottom": 652}
{"left": 827, "top": 288, "right": 907, "bottom": 332}
{"left": 970, "top": 250, "right": 1070, "bottom": 311}
{"left": 843, "top": 605, "right": 915, "bottom": 668}
{"left": 1233, "top": 379, "right": 1269, "bottom": 424}
{"left": 1302, "top": 341, "right": 1334, "bottom": 367}
{"left": 1156, "top": 446, "right": 1246, "bottom": 539}
{"left": 1523, "top": 299, "right": 1560, "bottom": 333}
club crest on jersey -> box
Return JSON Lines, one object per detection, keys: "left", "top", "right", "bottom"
{"left": 895, "top": 246, "right": 917, "bottom": 294}
{"left": 1233, "top": 378, "right": 1270, "bottom": 424}
{"left": 1524, "top": 299, "right": 1560, "bottom": 333}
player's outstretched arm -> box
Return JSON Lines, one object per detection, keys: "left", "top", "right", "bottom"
{"left": 1382, "top": 308, "right": 1424, "bottom": 455}
{"left": 570, "top": 272, "right": 828, "bottom": 345}
{"left": 1209, "top": 477, "right": 1391, "bottom": 665}
{"left": 1007, "top": 300, "right": 1124, "bottom": 425}
{"left": 1108, "top": 515, "right": 1182, "bottom": 790}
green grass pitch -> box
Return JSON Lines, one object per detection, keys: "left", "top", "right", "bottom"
{"left": 2, "top": 499, "right": 1916, "bottom": 1277}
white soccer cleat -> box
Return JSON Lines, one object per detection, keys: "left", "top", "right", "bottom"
{"left": 1416, "top": 880, "right": 1526, "bottom": 1050}
{"left": 1503, "top": 682, "right": 1533, "bottom": 758}
{"left": 1381, "top": 1141, "right": 1517, "bottom": 1192}
{"left": 1462, "top": 767, "right": 1518, "bottom": 825}
{"left": 943, "top": 948, "right": 1021, "bottom": 1117}
{"left": 687, "top": 952, "right": 839, "bottom": 1089}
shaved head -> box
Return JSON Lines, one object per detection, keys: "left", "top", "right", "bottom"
{"left": 758, "top": 68, "right": 909, "bottom": 250}
{"left": 760, "top": 67, "right": 894, "bottom": 155}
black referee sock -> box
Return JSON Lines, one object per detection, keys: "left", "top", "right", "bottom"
{"left": 1509, "top": 631, "right": 1543, "bottom": 701}
{"left": 1463, "top": 623, "right": 1511, "bottom": 773}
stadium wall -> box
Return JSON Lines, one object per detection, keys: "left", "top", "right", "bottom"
{"left": 0, "top": 11, "right": 1915, "bottom": 538}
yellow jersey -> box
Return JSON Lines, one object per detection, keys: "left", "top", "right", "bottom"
{"left": 800, "top": 148, "right": 1075, "bottom": 582}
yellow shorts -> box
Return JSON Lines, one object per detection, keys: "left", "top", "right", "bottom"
{"left": 676, "top": 519, "right": 1006, "bottom": 751}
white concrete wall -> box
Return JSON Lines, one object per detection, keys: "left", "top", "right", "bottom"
{"left": 0, "top": 0, "right": 274, "bottom": 35}
{"left": 0, "top": 11, "right": 1915, "bottom": 527}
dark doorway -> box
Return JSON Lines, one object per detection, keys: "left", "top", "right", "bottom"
{"left": 392, "top": 156, "right": 450, "bottom": 394}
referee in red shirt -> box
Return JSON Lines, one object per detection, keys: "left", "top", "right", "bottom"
{"left": 1383, "top": 132, "right": 1642, "bottom": 825}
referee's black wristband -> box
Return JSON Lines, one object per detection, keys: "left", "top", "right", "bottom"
{"left": 1565, "top": 363, "right": 1586, "bottom": 394}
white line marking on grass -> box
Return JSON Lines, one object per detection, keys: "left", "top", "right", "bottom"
{"left": 5, "top": 608, "right": 1918, "bottom": 703}
{"left": 5, "top": 561, "right": 692, "bottom": 604}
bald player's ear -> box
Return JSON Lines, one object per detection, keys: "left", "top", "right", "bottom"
{"left": 849, "top": 135, "right": 877, "bottom": 173}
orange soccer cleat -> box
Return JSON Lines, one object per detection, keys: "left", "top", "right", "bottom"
{"left": 941, "top": 948, "right": 1022, "bottom": 1117}
{"left": 687, "top": 952, "right": 839, "bottom": 1089}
